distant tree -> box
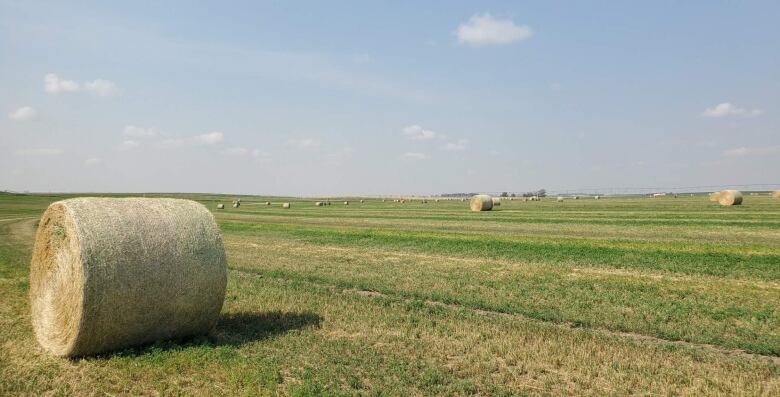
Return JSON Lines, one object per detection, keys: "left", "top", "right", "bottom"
{"left": 510, "top": 193, "right": 516, "bottom": 197}
{"left": 536, "top": 189, "right": 547, "bottom": 197}
{"left": 500, "top": 192, "right": 509, "bottom": 197}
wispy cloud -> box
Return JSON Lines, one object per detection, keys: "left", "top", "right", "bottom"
{"left": 194, "top": 131, "right": 224, "bottom": 145}
{"left": 84, "top": 158, "right": 102, "bottom": 166}
{"left": 221, "top": 147, "right": 249, "bottom": 156}
{"left": 288, "top": 138, "right": 321, "bottom": 150}
{"left": 722, "top": 145, "right": 780, "bottom": 157}
{"left": 121, "top": 140, "right": 140, "bottom": 149}
{"left": 123, "top": 125, "right": 160, "bottom": 137}
{"left": 402, "top": 125, "right": 439, "bottom": 140}
{"left": 8, "top": 106, "right": 37, "bottom": 122}
{"left": 44, "top": 73, "right": 118, "bottom": 96}
{"left": 15, "top": 148, "right": 63, "bottom": 156}
{"left": 400, "top": 152, "right": 429, "bottom": 160}
{"left": 44, "top": 73, "right": 80, "bottom": 93}
{"left": 456, "top": 13, "right": 533, "bottom": 46}
{"left": 702, "top": 102, "right": 763, "bottom": 118}
{"left": 440, "top": 139, "right": 468, "bottom": 151}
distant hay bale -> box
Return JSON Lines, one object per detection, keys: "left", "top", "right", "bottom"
{"left": 29, "top": 198, "right": 227, "bottom": 357}
{"left": 282, "top": 203, "right": 290, "bottom": 209}
{"left": 315, "top": 202, "right": 323, "bottom": 206}
{"left": 717, "top": 190, "right": 743, "bottom": 206}
{"left": 470, "top": 195, "right": 494, "bottom": 211}
{"left": 492, "top": 197, "right": 501, "bottom": 206}
{"left": 360, "top": 200, "right": 364, "bottom": 203}
{"left": 265, "top": 202, "right": 271, "bottom": 206}
{"left": 232, "top": 201, "right": 240, "bottom": 208}
{"left": 382, "top": 199, "right": 386, "bottom": 202}
{"left": 708, "top": 192, "right": 721, "bottom": 202}
{"left": 216, "top": 203, "right": 225, "bottom": 209}
{"left": 557, "top": 197, "right": 564, "bottom": 202}
{"left": 772, "top": 190, "right": 780, "bottom": 198}
{"left": 400, "top": 199, "right": 405, "bottom": 203}
{"left": 344, "top": 201, "right": 349, "bottom": 205}
{"left": 573, "top": 196, "right": 579, "bottom": 200}
{"left": 594, "top": 196, "right": 600, "bottom": 200}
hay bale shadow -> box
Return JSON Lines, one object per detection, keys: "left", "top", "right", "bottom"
{"left": 212, "top": 310, "right": 321, "bottom": 347}
{"left": 86, "top": 311, "right": 321, "bottom": 359}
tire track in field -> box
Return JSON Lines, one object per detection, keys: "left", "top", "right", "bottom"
{"left": 230, "top": 267, "right": 780, "bottom": 364}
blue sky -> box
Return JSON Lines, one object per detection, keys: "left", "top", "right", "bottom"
{"left": 1, "top": 1, "right": 778, "bottom": 195}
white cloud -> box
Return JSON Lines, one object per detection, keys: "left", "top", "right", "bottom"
{"left": 84, "top": 158, "right": 102, "bottom": 166}
{"left": 121, "top": 140, "right": 140, "bottom": 149}
{"left": 702, "top": 102, "right": 763, "bottom": 118}
{"left": 400, "top": 152, "right": 430, "bottom": 160}
{"left": 402, "top": 125, "right": 438, "bottom": 140}
{"left": 84, "top": 79, "right": 118, "bottom": 97}
{"left": 194, "top": 131, "right": 224, "bottom": 145}
{"left": 456, "top": 13, "right": 533, "bottom": 46}
{"left": 440, "top": 139, "right": 468, "bottom": 151}
{"left": 723, "top": 145, "right": 780, "bottom": 157}
{"left": 15, "top": 148, "right": 63, "bottom": 156}
{"left": 8, "top": 106, "right": 37, "bottom": 121}
{"left": 288, "top": 138, "right": 321, "bottom": 150}
{"left": 44, "top": 73, "right": 118, "bottom": 96}
{"left": 123, "top": 125, "right": 160, "bottom": 137}
{"left": 44, "top": 73, "right": 80, "bottom": 93}
{"left": 222, "top": 147, "right": 249, "bottom": 156}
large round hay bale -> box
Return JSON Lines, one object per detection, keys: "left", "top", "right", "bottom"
{"left": 30, "top": 198, "right": 227, "bottom": 357}
{"left": 709, "top": 192, "right": 721, "bottom": 202}
{"left": 594, "top": 196, "right": 600, "bottom": 200}
{"left": 492, "top": 197, "right": 501, "bottom": 206}
{"left": 282, "top": 202, "right": 290, "bottom": 209}
{"left": 216, "top": 203, "right": 225, "bottom": 209}
{"left": 360, "top": 199, "right": 364, "bottom": 203}
{"left": 315, "top": 202, "right": 323, "bottom": 206}
{"left": 772, "top": 190, "right": 780, "bottom": 198}
{"left": 557, "top": 197, "right": 564, "bottom": 202}
{"left": 718, "top": 190, "right": 743, "bottom": 206}
{"left": 265, "top": 201, "right": 271, "bottom": 206}
{"left": 232, "top": 201, "right": 240, "bottom": 208}
{"left": 470, "top": 195, "right": 493, "bottom": 211}
{"left": 344, "top": 201, "right": 349, "bottom": 205}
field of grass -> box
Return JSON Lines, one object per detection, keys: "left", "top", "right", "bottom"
{"left": 1, "top": 192, "right": 779, "bottom": 395}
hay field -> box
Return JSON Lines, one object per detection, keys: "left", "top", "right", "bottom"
{"left": 1, "top": 192, "right": 779, "bottom": 395}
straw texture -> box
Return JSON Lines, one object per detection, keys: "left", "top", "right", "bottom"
{"left": 470, "top": 195, "right": 494, "bottom": 211}
{"left": 29, "top": 198, "right": 227, "bottom": 357}
{"left": 772, "top": 190, "right": 780, "bottom": 199}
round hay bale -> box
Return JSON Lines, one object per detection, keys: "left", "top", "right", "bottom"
{"left": 594, "top": 196, "right": 600, "bottom": 200}
{"left": 282, "top": 203, "right": 290, "bottom": 209}
{"left": 708, "top": 192, "right": 721, "bottom": 202}
{"left": 29, "top": 198, "right": 227, "bottom": 357}
{"left": 492, "top": 197, "right": 501, "bottom": 206}
{"left": 360, "top": 200, "right": 364, "bottom": 203}
{"left": 265, "top": 201, "right": 271, "bottom": 206}
{"left": 216, "top": 203, "right": 225, "bottom": 209}
{"left": 400, "top": 200, "right": 405, "bottom": 203}
{"left": 557, "top": 197, "right": 564, "bottom": 202}
{"left": 470, "top": 195, "right": 493, "bottom": 211}
{"left": 772, "top": 190, "right": 780, "bottom": 198}
{"left": 315, "top": 202, "right": 323, "bottom": 206}
{"left": 718, "top": 190, "right": 743, "bottom": 206}
{"left": 344, "top": 201, "right": 349, "bottom": 205}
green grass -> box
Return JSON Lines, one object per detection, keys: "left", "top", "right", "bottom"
{"left": 1, "top": 192, "right": 779, "bottom": 395}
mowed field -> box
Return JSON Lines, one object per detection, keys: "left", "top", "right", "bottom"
{"left": 1, "top": 192, "right": 779, "bottom": 396}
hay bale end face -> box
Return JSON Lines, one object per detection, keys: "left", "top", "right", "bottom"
{"left": 216, "top": 203, "right": 225, "bottom": 209}
{"left": 282, "top": 203, "right": 290, "bottom": 209}
{"left": 470, "top": 195, "right": 494, "bottom": 211}
{"left": 718, "top": 190, "right": 743, "bottom": 206}
{"left": 772, "top": 190, "right": 780, "bottom": 198}
{"left": 29, "top": 198, "right": 227, "bottom": 357}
